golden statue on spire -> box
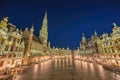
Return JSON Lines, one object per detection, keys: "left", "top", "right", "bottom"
{"left": 0, "top": 17, "right": 8, "bottom": 29}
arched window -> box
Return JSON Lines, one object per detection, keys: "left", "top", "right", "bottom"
{"left": 5, "top": 46, "right": 9, "bottom": 51}
{"left": 10, "top": 46, "right": 13, "bottom": 51}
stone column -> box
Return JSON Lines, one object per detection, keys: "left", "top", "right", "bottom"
{"left": 110, "top": 48, "right": 112, "bottom": 53}
{"left": 22, "top": 40, "right": 32, "bottom": 65}
{"left": 22, "top": 26, "right": 34, "bottom": 66}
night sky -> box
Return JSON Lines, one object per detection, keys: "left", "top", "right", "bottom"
{"left": 0, "top": 0, "right": 120, "bottom": 50}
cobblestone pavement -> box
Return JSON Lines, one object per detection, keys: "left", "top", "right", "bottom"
{"left": 15, "top": 59, "right": 120, "bottom": 80}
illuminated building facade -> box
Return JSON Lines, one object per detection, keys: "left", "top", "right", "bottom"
{"left": 0, "top": 17, "right": 24, "bottom": 70}
{"left": 0, "top": 11, "right": 120, "bottom": 74}
{"left": 98, "top": 23, "right": 120, "bottom": 66}
{"left": 50, "top": 46, "right": 72, "bottom": 59}
{"left": 78, "top": 23, "right": 120, "bottom": 66}
{"left": 100, "top": 23, "right": 120, "bottom": 54}
{"left": 79, "top": 31, "right": 99, "bottom": 54}
{"left": 0, "top": 11, "right": 50, "bottom": 68}
{"left": 22, "top": 11, "right": 50, "bottom": 65}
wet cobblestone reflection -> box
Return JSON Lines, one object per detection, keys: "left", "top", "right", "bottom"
{"left": 15, "top": 59, "right": 120, "bottom": 80}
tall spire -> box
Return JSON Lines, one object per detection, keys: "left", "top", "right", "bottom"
{"left": 30, "top": 24, "right": 34, "bottom": 34}
{"left": 43, "top": 11, "right": 47, "bottom": 25}
{"left": 81, "top": 33, "right": 86, "bottom": 43}
{"left": 39, "top": 11, "right": 48, "bottom": 46}
{"left": 94, "top": 30, "right": 98, "bottom": 36}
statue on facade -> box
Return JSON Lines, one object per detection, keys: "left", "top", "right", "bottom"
{"left": 113, "top": 22, "right": 117, "bottom": 27}
{"left": 48, "top": 41, "right": 50, "bottom": 48}
{"left": 0, "top": 17, "right": 8, "bottom": 29}
{"left": 112, "top": 22, "right": 118, "bottom": 33}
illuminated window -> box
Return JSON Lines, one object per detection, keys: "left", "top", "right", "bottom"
{"left": 112, "top": 47, "right": 115, "bottom": 53}
{"left": 10, "top": 46, "right": 13, "bottom": 51}
{"left": 1, "top": 40, "right": 4, "bottom": 44}
{"left": 15, "top": 47, "right": 18, "bottom": 51}
{"left": 5, "top": 46, "right": 9, "bottom": 51}
{"left": 8, "top": 37, "right": 12, "bottom": 41}
{"left": 104, "top": 48, "right": 107, "bottom": 53}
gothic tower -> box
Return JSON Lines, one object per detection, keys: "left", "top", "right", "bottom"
{"left": 81, "top": 33, "right": 86, "bottom": 44}
{"left": 39, "top": 11, "right": 48, "bottom": 46}
{"left": 80, "top": 33, "right": 87, "bottom": 49}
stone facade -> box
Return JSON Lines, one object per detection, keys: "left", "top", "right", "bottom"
{"left": 98, "top": 23, "right": 120, "bottom": 66}
{"left": 79, "top": 31, "right": 99, "bottom": 55}
{"left": 100, "top": 23, "right": 120, "bottom": 54}
{"left": 0, "top": 17, "right": 24, "bottom": 70}
{"left": 0, "top": 11, "right": 50, "bottom": 69}
{"left": 22, "top": 11, "right": 50, "bottom": 65}
{"left": 78, "top": 22, "right": 120, "bottom": 66}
